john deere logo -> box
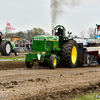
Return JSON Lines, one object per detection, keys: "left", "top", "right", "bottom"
{"left": 54, "top": 45, "right": 58, "bottom": 48}
{"left": 37, "top": 42, "right": 40, "bottom": 45}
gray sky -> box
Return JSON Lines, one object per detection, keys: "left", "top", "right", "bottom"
{"left": 0, "top": 0, "right": 100, "bottom": 37}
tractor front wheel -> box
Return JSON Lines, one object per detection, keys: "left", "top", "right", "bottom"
{"left": 49, "top": 54, "right": 57, "bottom": 69}
{"left": 25, "top": 61, "right": 34, "bottom": 68}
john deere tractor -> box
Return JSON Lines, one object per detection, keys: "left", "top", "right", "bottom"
{"left": 25, "top": 25, "right": 78, "bottom": 69}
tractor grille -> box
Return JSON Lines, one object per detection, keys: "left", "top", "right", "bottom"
{"left": 45, "top": 41, "right": 52, "bottom": 51}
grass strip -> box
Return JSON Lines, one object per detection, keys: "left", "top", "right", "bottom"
{"left": 0, "top": 57, "right": 25, "bottom": 62}
{"left": 71, "top": 92, "right": 100, "bottom": 100}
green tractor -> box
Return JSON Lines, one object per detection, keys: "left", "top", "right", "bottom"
{"left": 0, "top": 38, "right": 19, "bottom": 56}
{"left": 25, "top": 25, "right": 78, "bottom": 69}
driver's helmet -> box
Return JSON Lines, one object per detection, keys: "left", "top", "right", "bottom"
{"left": 58, "top": 28, "right": 62, "bottom": 32}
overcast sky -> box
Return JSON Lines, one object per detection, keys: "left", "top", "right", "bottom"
{"left": 0, "top": 0, "right": 100, "bottom": 37}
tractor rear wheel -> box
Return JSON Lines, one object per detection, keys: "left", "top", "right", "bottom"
{"left": 25, "top": 61, "right": 34, "bottom": 68}
{"left": 61, "top": 40, "right": 78, "bottom": 68}
{"left": 0, "top": 40, "right": 12, "bottom": 56}
{"left": 49, "top": 54, "right": 57, "bottom": 69}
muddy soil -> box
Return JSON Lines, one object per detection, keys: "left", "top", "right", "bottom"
{"left": 0, "top": 65, "right": 100, "bottom": 100}
{"left": 0, "top": 53, "right": 100, "bottom": 100}
{"left": 0, "top": 52, "right": 27, "bottom": 70}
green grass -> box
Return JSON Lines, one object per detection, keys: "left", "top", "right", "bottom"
{"left": 0, "top": 57, "right": 25, "bottom": 62}
{"left": 71, "top": 93, "right": 100, "bottom": 100}
{"left": 0, "top": 57, "right": 24, "bottom": 59}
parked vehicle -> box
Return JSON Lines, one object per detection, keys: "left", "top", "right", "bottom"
{"left": 0, "top": 32, "right": 19, "bottom": 56}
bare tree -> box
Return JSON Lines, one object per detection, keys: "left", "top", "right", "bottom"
{"left": 5, "top": 27, "right": 12, "bottom": 34}
{"left": 80, "top": 30, "right": 85, "bottom": 38}
{"left": 4, "top": 27, "right": 12, "bottom": 38}
{"left": 45, "top": 32, "right": 50, "bottom": 36}
{"left": 87, "top": 27, "right": 96, "bottom": 38}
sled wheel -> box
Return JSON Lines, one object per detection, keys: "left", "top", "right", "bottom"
{"left": 86, "top": 54, "right": 90, "bottom": 65}
{"left": 97, "top": 58, "right": 100, "bottom": 64}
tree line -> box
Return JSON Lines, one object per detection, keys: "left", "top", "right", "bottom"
{"left": 3, "top": 27, "right": 97, "bottom": 40}
{"left": 4, "top": 27, "right": 50, "bottom": 40}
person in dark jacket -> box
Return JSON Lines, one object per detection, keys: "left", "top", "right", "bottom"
{"left": 55, "top": 28, "right": 63, "bottom": 46}
{"left": 0, "top": 32, "right": 3, "bottom": 44}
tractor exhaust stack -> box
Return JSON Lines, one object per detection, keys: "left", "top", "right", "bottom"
{"left": 52, "top": 30, "right": 54, "bottom": 36}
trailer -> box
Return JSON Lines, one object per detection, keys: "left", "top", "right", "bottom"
{"left": 74, "top": 38, "right": 100, "bottom": 66}
{"left": 75, "top": 24, "right": 100, "bottom": 65}
{"left": 25, "top": 25, "right": 100, "bottom": 69}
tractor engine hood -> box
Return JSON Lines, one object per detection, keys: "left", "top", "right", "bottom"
{"left": 33, "top": 35, "right": 59, "bottom": 41}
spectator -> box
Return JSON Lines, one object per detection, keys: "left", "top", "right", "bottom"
{"left": 0, "top": 32, "right": 3, "bottom": 44}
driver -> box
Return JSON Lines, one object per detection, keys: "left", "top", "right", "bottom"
{"left": 55, "top": 28, "right": 63, "bottom": 46}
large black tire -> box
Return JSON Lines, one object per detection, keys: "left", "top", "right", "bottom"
{"left": 25, "top": 61, "right": 34, "bottom": 68}
{"left": 97, "top": 58, "right": 100, "bottom": 64}
{"left": 49, "top": 54, "right": 57, "bottom": 69}
{"left": 15, "top": 50, "right": 19, "bottom": 56}
{"left": 0, "top": 40, "right": 12, "bottom": 56}
{"left": 61, "top": 40, "right": 78, "bottom": 68}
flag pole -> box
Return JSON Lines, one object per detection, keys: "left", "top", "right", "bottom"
{"left": 5, "top": 21, "right": 7, "bottom": 39}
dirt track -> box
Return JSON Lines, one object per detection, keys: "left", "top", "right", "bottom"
{"left": 0, "top": 53, "right": 100, "bottom": 100}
